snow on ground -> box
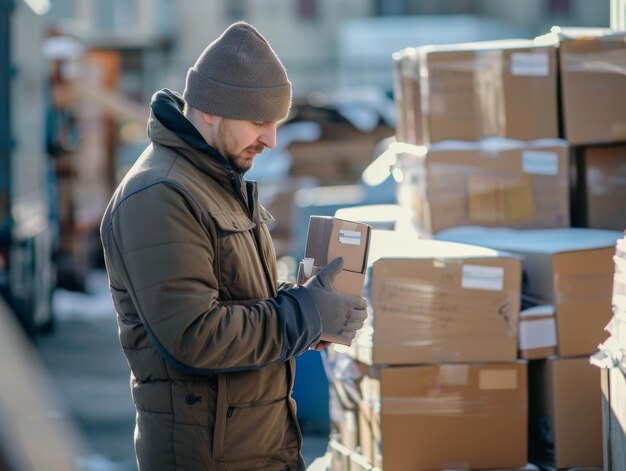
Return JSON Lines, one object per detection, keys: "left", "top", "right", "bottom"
{"left": 53, "top": 270, "right": 115, "bottom": 321}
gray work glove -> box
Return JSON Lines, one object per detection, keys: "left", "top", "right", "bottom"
{"left": 303, "top": 257, "right": 368, "bottom": 340}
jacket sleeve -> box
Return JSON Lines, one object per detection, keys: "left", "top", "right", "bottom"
{"left": 103, "top": 182, "right": 322, "bottom": 374}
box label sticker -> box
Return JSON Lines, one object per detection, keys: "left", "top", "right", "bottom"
{"left": 522, "top": 151, "right": 559, "bottom": 175}
{"left": 339, "top": 229, "right": 361, "bottom": 245}
{"left": 511, "top": 52, "right": 550, "bottom": 76}
{"left": 479, "top": 370, "right": 518, "bottom": 390}
{"left": 439, "top": 365, "right": 469, "bottom": 386}
{"left": 462, "top": 265, "right": 504, "bottom": 291}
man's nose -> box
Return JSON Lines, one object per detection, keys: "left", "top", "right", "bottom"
{"left": 258, "top": 124, "right": 277, "bottom": 149}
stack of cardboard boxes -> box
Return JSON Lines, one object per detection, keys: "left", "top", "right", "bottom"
{"left": 436, "top": 226, "right": 617, "bottom": 469}
{"left": 348, "top": 230, "right": 529, "bottom": 471}
{"left": 324, "top": 26, "right": 626, "bottom": 471}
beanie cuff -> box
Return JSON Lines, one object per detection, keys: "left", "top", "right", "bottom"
{"left": 183, "top": 69, "right": 291, "bottom": 122}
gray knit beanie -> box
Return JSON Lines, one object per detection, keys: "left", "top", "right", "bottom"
{"left": 183, "top": 21, "right": 292, "bottom": 122}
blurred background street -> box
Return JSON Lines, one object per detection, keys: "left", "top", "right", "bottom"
{"left": 2, "top": 1, "right": 625, "bottom": 470}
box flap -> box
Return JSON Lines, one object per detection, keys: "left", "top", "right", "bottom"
{"left": 367, "top": 229, "right": 511, "bottom": 267}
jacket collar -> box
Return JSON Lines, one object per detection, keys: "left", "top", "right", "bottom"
{"left": 147, "top": 89, "right": 243, "bottom": 188}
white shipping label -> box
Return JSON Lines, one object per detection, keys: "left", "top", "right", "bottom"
{"left": 479, "top": 370, "right": 518, "bottom": 390}
{"left": 519, "top": 318, "right": 557, "bottom": 350}
{"left": 462, "top": 265, "right": 504, "bottom": 291}
{"left": 439, "top": 365, "right": 469, "bottom": 386}
{"left": 339, "top": 229, "right": 361, "bottom": 246}
{"left": 511, "top": 52, "right": 550, "bottom": 76}
{"left": 522, "top": 150, "right": 559, "bottom": 176}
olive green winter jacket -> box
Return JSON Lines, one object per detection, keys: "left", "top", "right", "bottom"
{"left": 100, "top": 90, "right": 322, "bottom": 471}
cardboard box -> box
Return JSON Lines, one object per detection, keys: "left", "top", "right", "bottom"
{"left": 395, "top": 139, "right": 570, "bottom": 237}
{"left": 555, "top": 29, "right": 626, "bottom": 145}
{"left": 350, "top": 452, "right": 373, "bottom": 471}
{"left": 601, "top": 366, "right": 626, "bottom": 471}
{"left": 357, "top": 403, "right": 379, "bottom": 469}
{"left": 417, "top": 39, "right": 558, "bottom": 144}
{"left": 287, "top": 122, "right": 393, "bottom": 186}
{"left": 437, "top": 227, "right": 620, "bottom": 357}
{"left": 357, "top": 374, "right": 382, "bottom": 469}
{"left": 328, "top": 439, "right": 352, "bottom": 471}
{"left": 359, "top": 362, "right": 528, "bottom": 471}
{"left": 529, "top": 357, "right": 603, "bottom": 468}
{"left": 519, "top": 305, "right": 558, "bottom": 360}
{"left": 392, "top": 47, "right": 422, "bottom": 145}
{"left": 299, "top": 216, "right": 371, "bottom": 345}
{"left": 355, "top": 230, "right": 521, "bottom": 365}
{"left": 392, "top": 48, "right": 408, "bottom": 143}
{"left": 579, "top": 144, "right": 626, "bottom": 231}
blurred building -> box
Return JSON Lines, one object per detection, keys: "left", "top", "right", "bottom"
{"left": 45, "top": 0, "right": 610, "bottom": 100}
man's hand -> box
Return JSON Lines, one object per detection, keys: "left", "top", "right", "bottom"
{"left": 303, "top": 257, "right": 368, "bottom": 342}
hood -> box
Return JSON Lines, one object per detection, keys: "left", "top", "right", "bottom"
{"left": 147, "top": 89, "right": 234, "bottom": 181}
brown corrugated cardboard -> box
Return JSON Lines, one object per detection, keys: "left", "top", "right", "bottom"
{"left": 601, "top": 367, "right": 626, "bottom": 471}
{"left": 529, "top": 357, "right": 603, "bottom": 468}
{"left": 287, "top": 122, "right": 393, "bottom": 186}
{"left": 392, "top": 47, "right": 423, "bottom": 145}
{"left": 300, "top": 216, "right": 371, "bottom": 345}
{"left": 357, "top": 401, "right": 380, "bottom": 469}
{"left": 519, "top": 305, "right": 558, "bottom": 360}
{"left": 357, "top": 372, "right": 382, "bottom": 468}
{"left": 438, "top": 228, "right": 623, "bottom": 356}
{"left": 357, "top": 230, "right": 522, "bottom": 365}
{"left": 582, "top": 144, "right": 626, "bottom": 231}
{"left": 304, "top": 216, "right": 371, "bottom": 274}
{"left": 360, "top": 362, "right": 527, "bottom": 471}
{"left": 392, "top": 49, "right": 408, "bottom": 143}
{"left": 437, "top": 227, "right": 619, "bottom": 357}
{"left": 395, "top": 139, "right": 570, "bottom": 237}
{"left": 417, "top": 40, "right": 558, "bottom": 144}
{"left": 556, "top": 29, "right": 626, "bottom": 145}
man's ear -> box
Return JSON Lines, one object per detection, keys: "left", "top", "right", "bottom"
{"left": 202, "top": 112, "right": 218, "bottom": 126}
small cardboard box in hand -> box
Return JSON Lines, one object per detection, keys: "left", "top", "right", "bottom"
{"left": 298, "top": 216, "right": 372, "bottom": 345}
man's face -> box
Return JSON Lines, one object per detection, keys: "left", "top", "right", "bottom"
{"left": 215, "top": 118, "right": 278, "bottom": 174}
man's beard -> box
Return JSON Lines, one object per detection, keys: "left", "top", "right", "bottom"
{"left": 226, "top": 153, "right": 248, "bottom": 175}
{"left": 225, "top": 145, "right": 264, "bottom": 175}
{"left": 218, "top": 122, "right": 262, "bottom": 174}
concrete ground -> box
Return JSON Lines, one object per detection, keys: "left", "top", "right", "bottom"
{"left": 35, "top": 273, "right": 328, "bottom": 470}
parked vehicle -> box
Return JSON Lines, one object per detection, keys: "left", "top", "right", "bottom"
{"left": 0, "top": 0, "right": 56, "bottom": 335}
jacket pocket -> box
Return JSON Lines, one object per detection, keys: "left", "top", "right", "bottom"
{"left": 213, "top": 396, "right": 298, "bottom": 468}
{"left": 211, "top": 211, "right": 258, "bottom": 289}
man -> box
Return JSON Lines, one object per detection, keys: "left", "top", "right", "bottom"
{"left": 100, "top": 21, "right": 367, "bottom": 471}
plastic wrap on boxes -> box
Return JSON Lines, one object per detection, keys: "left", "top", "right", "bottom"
{"left": 393, "top": 138, "right": 570, "bottom": 237}
{"left": 552, "top": 28, "right": 626, "bottom": 145}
